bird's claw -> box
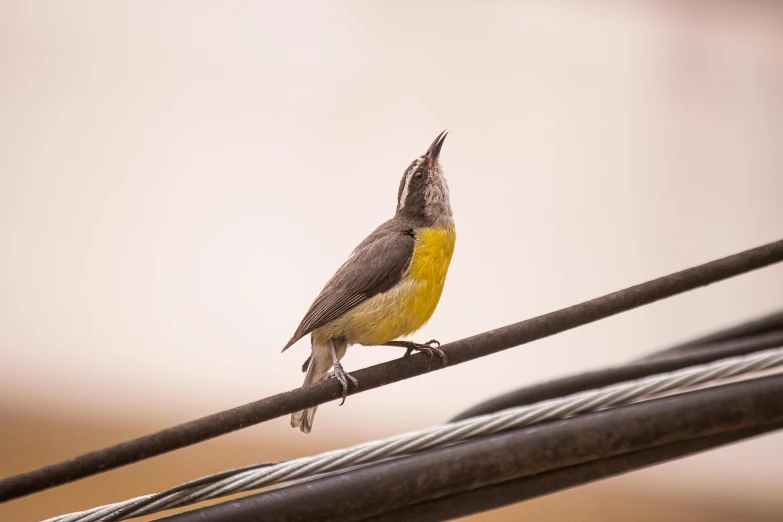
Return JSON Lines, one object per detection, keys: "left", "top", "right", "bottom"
{"left": 327, "top": 362, "right": 359, "bottom": 405}
{"left": 403, "top": 339, "right": 447, "bottom": 362}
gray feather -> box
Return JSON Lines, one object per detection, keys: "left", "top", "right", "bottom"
{"left": 282, "top": 218, "right": 416, "bottom": 351}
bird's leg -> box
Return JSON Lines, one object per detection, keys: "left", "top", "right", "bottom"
{"left": 325, "top": 339, "right": 358, "bottom": 405}
{"left": 383, "top": 339, "right": 447, "bottom": 362}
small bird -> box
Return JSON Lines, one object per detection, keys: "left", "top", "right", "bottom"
{"left": 282, "top": 130, "right": 456, "bottom": 433}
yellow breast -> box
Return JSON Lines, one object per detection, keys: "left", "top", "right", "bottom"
{"left": 404, "top": 226, "right": 457, "bottom": 326}
{"left": 313, "top": 226, "right": 456, "bottom": 346}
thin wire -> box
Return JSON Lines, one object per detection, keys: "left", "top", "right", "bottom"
{"left": 46, "top": 346, "right": 783, "bottom": 522}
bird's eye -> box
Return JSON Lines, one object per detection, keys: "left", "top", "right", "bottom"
{"left": 413, "top": 170, "right": 425, "bottom": 181}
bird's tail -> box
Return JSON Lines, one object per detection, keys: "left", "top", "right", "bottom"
{"left": 291, "top": 343, "right": 334, "bottom": 434}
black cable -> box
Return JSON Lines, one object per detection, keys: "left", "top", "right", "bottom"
{"left": 636, "top": 309, "right": 783, "bottom": 362}
{"left": 451, "top": 327, "right": 783, "bottom": 421}
{"left": 1, "top": 238, "right": 782, "bottom": 503}
{"left": 152, "top": 374, "right": 783, "bottom": 522}
{"left": 105, "top": 313, "right": 783, "bottom": 521}
{"left": 104, "top": 325, "right": 783, "bottom": 521}
{"left": 366, "top": 422, "right": 783, "bottom": 522}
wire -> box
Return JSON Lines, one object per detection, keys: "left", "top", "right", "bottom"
{"left": 158, "top": 375, "right": 783, "bottom": 522}
{"left": 636, "top": 309, "right": 783, "bottom": 362}
{"left": 451, "top": 327, "right": 783, "bottom": 421}
{"left": 367, "top": 422, "right": 783, "bottom": 522}
{"left": 45, "top": 346, "right": 783, "bottom": 522}
{"left": 2, "top": 238, "right": 781, "bottom": 503}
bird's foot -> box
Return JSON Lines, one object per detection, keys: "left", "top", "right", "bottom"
{"left": 326, "top": 361, "right": 358, "bottom": 405}
{"left": 396, "top": 339, "right": 447, "bottom": 362}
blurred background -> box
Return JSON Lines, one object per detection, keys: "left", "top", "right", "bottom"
{"left": 1, "top": 1, "right": 782, "bottom": 520}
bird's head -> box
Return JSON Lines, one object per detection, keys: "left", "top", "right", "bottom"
{"left": 395, "top": 130, "right": 453, "bottom": 227}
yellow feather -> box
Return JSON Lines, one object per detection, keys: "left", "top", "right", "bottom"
{"left": 312, "top": 226, "right": 456, "bottom": 346}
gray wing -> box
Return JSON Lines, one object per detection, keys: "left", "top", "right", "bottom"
{"left": 282, "top": 220, "right": 415, "bottom": 351}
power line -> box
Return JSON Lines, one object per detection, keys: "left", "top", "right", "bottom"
{"left": 368, "top": 424, "right": 783, "bottom": 522}
{"left": 1, "top": 238, "right": 782, "bottom": 503}
{"left": 46, "top": 346, "right": 783, "bottom": 522}
{"left": 452, "top": 326, "right": 783, "bottom": 421}
{"left": 637, "top": 309, "right": 783, "bottom": 362}
{"left": 155, "top": 374, "right": 783, "bottom": 522}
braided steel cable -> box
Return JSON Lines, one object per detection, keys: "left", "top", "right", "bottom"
{"left": 46, "top": 345, "right": 783, "bottom": 522}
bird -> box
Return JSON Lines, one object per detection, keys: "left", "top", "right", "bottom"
{"left": 282, "top": 130, "right": 456, "bottom": 433}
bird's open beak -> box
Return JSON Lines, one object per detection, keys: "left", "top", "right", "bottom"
{"left": 424, "top": 130, "right": 448, "bottom": 166}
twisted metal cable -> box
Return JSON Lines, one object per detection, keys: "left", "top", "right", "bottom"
{"left": 46, "top": 346, "right": 783, "bottom": 522}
